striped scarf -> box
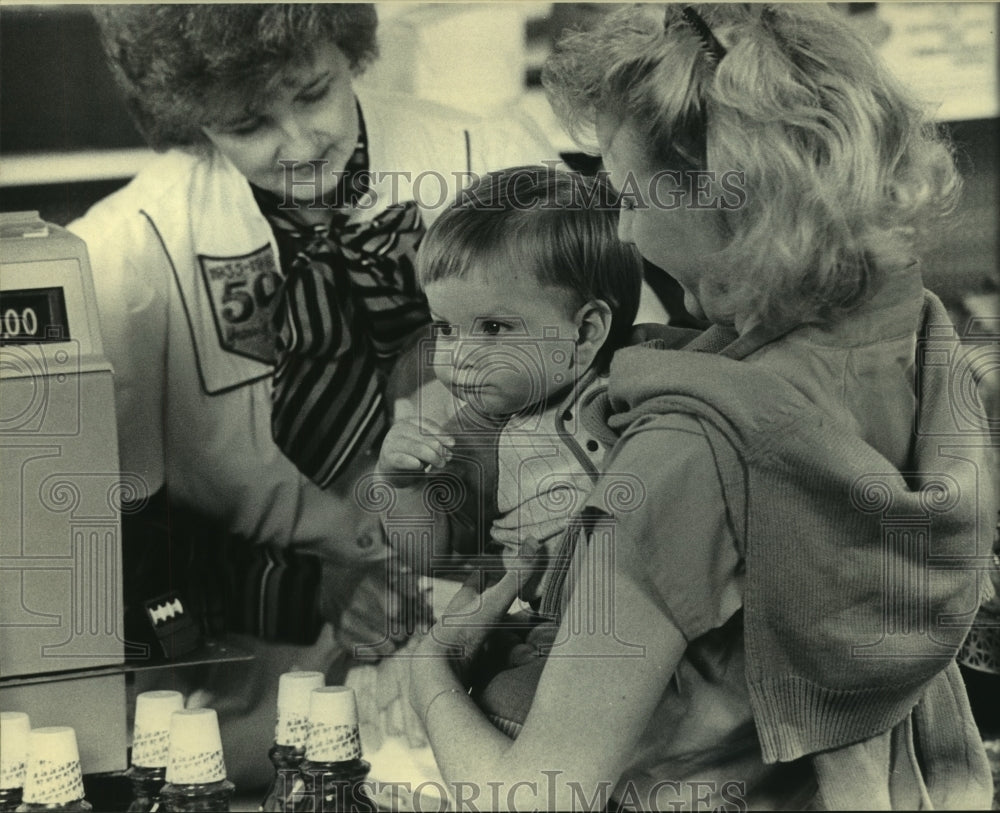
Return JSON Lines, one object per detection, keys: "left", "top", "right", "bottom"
{"left": 255, "top": 114, "right": 430, "bottom": 488}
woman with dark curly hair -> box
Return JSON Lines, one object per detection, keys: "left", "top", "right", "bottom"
{"left": 408, "top": 5, "right": 996, "bottom": 809}
{"left": 69, "top": 3, "right": 553, "bottom": 786}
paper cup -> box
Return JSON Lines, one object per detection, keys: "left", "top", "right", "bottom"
{"left": 305, "top": 687, "right": 362, "bottom": 762}
{"left": 131, "top": 690, "right": 185, "bottom": 768}
{"left": 22, "top": 726, "right": 85, "bottom": 804}
{"left": 0, "top": 712, "right": 30, "bottom": 789}
{"left": 166, "top": 708, "right": 227, "bottom": 784}
{"left": 275, "top": 671, "right": 325, "bottom": 748}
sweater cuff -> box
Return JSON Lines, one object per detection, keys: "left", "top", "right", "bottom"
{"left": 749, "top": 673, "right": 928, "bottom": 763}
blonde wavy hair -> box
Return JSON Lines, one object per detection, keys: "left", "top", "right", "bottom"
{"left": 543, "top": 3, "right": 961, "bottom": 328}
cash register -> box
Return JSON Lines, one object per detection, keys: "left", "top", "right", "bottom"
{"left": 0, "top": 211, "right": 130, "bottom": 772}
{"left": 1, "top": 212, "right": 251, "bottom": 785}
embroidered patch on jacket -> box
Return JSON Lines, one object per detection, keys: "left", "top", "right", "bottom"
{"left": 199, "top": 246, "right": 282, "bottom": 364}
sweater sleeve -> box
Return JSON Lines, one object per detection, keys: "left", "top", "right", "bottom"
{"left": 585, "top": 412, "right": 744, "bottom": 641}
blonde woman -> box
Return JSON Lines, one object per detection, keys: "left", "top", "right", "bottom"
{"left": 409, "top": 5, "right": 996, "bottom": 809}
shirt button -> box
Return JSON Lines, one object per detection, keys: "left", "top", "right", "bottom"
{"left": 586, "top": 439, "right": 600, "bottom": 453}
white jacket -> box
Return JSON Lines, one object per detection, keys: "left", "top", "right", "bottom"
{"left": 69, "top": 90, "right": 555, "bottom": 557}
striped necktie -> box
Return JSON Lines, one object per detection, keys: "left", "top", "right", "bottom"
{"left": 257, "top": 122, "right": 429, "bottom": 488}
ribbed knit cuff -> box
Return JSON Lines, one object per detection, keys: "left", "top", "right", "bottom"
{"left": 749, "top": 674, "right": 928, "bottom": 763}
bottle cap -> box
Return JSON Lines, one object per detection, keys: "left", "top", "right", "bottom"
{"left": 165, "top": 708, "right": 227, "bottom": 784}
{"left": 305, "top": 686, "right": 362, "bottom": 762}
{"left": 0, "top": 712, "right": 31, "bottom": 789}
{"left": 21, "top": 726, "right": 85, "bottom": 804}
{"left": 131, "top": 690, "right": 185, "bottom": 768}
{"left": 275, "top": 671, "right": 325, "bottom": 748}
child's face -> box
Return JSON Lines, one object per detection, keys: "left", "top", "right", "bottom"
{"left": 423, "top": 269, "right": 583, "bottom": 418}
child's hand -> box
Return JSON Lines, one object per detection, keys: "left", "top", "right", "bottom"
{"left": 377, "top": 417, "right": 455, "bottom": 477}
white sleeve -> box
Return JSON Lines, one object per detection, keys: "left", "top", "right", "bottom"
{"left": 68, "top": 199, "right": 168, "bottom": 495}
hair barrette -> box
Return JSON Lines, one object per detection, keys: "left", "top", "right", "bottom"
{"left": 677, "top": 6, "right": 728, "bottom": 65}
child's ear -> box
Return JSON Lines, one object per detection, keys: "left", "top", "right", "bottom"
{"left": 573, "top": 299, "right": 613, "bottom": 369}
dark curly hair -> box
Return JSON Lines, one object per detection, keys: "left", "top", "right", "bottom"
{"left": 92, "top": 4, "right": 378, "bottom": 151}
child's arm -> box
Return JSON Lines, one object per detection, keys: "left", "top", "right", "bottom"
{"left": 376, "top": 417, "right": 457, "bottom": 566}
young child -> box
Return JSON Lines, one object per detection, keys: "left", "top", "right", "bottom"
{"left": 376, "top": 166, "right": 642, "bottom": 607}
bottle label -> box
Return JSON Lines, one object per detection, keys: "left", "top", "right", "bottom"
{"left": 0, "top": 758, "right": 26, "bottom": 790}
{"left": 132, "top": 729, "right": 171, "bottom": 768}
{"left": 22, "top": 758, "right": 85, "bottom": 804}
{"left": 307, "top": 724, "right": 362, "bottom": 762}
{"left": 167, "top": 750, "right": 226, "bottom": 784}
{"left": 275, "top": 713, "right": 310, "bottom": 749}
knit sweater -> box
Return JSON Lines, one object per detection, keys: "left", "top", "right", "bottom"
{"left": 585, "top": 289, "right": 995, "bottom": 804}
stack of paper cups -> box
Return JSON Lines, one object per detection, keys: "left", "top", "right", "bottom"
{"left": 275, "top": 671, "right": 325, "bottom": 749}
{"left": 131, "top": 690, "right": 185, "bottom": 768}
{"left": 305, "top": 687, "right": 363, "bottom": 763}
{"left": 0, "top": 712, "right": 31, "bottom": 791}
{"left": 21, "top": 726, "right": 85, "bottom": 805}
{"left": 166, "top": 709, "right": 227, "bottom": 784}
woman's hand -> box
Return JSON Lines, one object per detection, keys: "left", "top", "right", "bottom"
{"left": 376, "top": 417, "right": 454, "bottom": 481}
{"left": 407, "top": 559, "right": 688, "bottom": 810}
{"left": 414, "top": 570, "right": 522, "bottom": 686}
{"left": 345, "top": 635, "right": 428, "bottom": 752}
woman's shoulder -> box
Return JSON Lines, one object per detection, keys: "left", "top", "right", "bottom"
{"left": 609, "top": 344, "right": 806, "bottom": 423}
{"left": 70, "top": 149, "right": 209, "bottom": 234}
{"left": 68, "top": 148, "right": 242, "bottom": 296}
